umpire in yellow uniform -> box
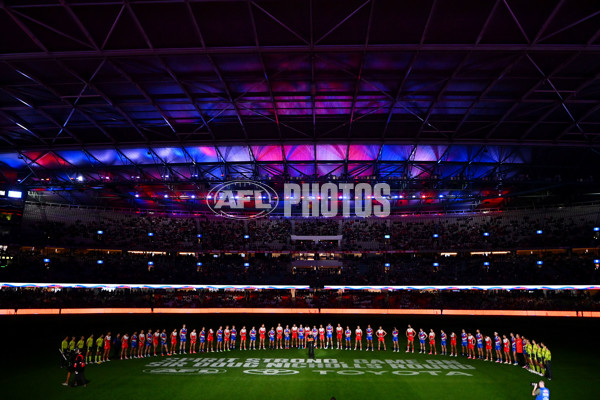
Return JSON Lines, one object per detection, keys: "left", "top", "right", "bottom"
{"left": 541, "top": 343, "right": 552, "bottom": 380}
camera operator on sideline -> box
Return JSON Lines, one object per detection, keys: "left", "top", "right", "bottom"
{"left": 72, "top": 348, "right": 87, "bottom": 388}
{"left": 532, "top": 381, "right": 550, "bottom": 399}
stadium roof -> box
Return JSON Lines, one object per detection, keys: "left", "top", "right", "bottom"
{"left": 1, "top": 0, "right": 600, "bottom": 192}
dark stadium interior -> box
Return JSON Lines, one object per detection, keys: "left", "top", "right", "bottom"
{"left": 0, "top": 0, "right": 600, "bottom": 313}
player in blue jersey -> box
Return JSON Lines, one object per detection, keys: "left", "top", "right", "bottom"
{"left": 326, "top": 324, "right": 334, "bottom": 349}
{"left": 250, "top": 326, "right": 257, "bottom": 350}
{"left": 230, "top": 325, "right": 237, "bottom": 350}
{"left": 345, "top": 326, "right": 352, "bottom": 350}
{"left": 494, "top": 332, "right": 502, "bottom": 363}
{"left": 440, "top": 330, "right": 447, "bottom": 355}
{"left": 366, "top": 325, "right": 374, "bottom": 351}
{"left": 130, "top": 332, "right": 138, "bottom": 358}
{"left": 216, "top": 326, "right": 224, "bottom": 352}
{"left": 160, "top": 329, "right": 169, "bottom": 356}
{"left": 144, "top": 330, "right": 152, "bottom": 357}
{"left": 297, "top": 325, "right": 305, "bottom": 349}
{"left": 392, "top": 327, "right": 399, "bottom": 352}
{"left": 510, "top": 333, "right": 518, "bottom": 365}
{"left": 284, "top": 325, "right": 291, "bottom": 349}
{"left": 418, "top": 329, "right": 427, "bottom": 354}
{"left": 268, "top": 327, "right": 276, "bottom": 350}
{"left": 199, "top": 327, "right": 206, "bottom": 353}
{"left": 461, "top": 329, "right": 468, "bottom": 356}
{"left": 179, "top": 324, "right": 187, "bottom": 354}
{"left": 476, "top": 329, "right": 484, "bottom": 360}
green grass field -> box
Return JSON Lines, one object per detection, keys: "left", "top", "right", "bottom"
{"left": 1, "top": 314, "right": 598, "bottom": 399}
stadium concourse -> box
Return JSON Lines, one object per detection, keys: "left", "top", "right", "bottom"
{"left": 1, "top": 0, "right": 600, "bottom": 399}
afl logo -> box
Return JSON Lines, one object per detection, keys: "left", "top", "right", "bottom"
{"left": 206, "top": 180, "right": 279, "bottom": 220}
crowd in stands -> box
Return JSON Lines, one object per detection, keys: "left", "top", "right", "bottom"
{"left": 1, "top": 250, "right": 598, "bottom": 286}
{"left": 14, "top": 203, "right": 600, "bottom": 252}
{"left": 1, "top": 287, "right": 597, "bottom": 311}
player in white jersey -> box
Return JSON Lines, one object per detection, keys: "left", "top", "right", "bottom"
{"left": 190, "top": 329, "right": 197, "bottom": 354}
{"left": 376, "top": 326, "right": 387, "bottom": 351}
{"left": 336, "top": 324, "right": 344, "bottom": 349}
{"left": 240, "top": 326, "right": 247, "bottom": 350}
{"left": 406, "top": 325, "right": 416, "bottom": 353}
{"left": 355, "top": 326, "right": 363, "bottom": 351}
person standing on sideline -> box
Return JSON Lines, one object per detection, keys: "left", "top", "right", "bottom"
{"left": 307, "top": 332, "right": 315, "bottom": 359}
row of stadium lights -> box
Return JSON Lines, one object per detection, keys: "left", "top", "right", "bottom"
{"left": 128, "top": 194, "right": 469, "bottom": 200}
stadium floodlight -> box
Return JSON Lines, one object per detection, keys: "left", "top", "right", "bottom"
{"left": 537, "top": 260, "right": 543, "bottom": 265}
{"left": 438, "top": 194, "right": 444, "bottom": 198}
{"left": 433, "top": 233, "right": 439, "bottom": 238}
{"left": 244, "top": 234, "right": 250, "bottom": 239}
{"left": 244, "top": 263, "right": 250, "bottom": 267}
{"left": 594, "top": 227, "right": 600, "bottom": 232}
{"left": 164, "top": 194, "right": 169, "bottom": 198}
{"left": 76, "top": 176, "right": 84, "bottom": 182}
{"left": 536, "top": 230, "right": 543, "bottom": 234}
{"left": 97, "top": 230, "right": 103, "bottom": 235}
{"left": 43, "top": 258, "right": 50, "bottom": 263}
{"left": 483, "top": 261, "right": 490, "bottom": 266}
{"left": 384, "top": 234, "right": 391, "bottom": 239}
{"left": 433, "top": 262, "right": 439, "bottom": 267}
{"left": 134, "top": 194, "right": 139, "bottom": 198}
{"left": 384, "top": 263, "right": 391, "bottom": 267}
{"left": 148, "top": 232, "right": 154, "bottom": 237}
{"left": 594, "top": 259, "right": 600, "bottom": 264}
{"left": 213, "top": 254, "right": 218, "bottom": 258}
{"left": 191, "top": 195, "right": 196, "bottom": 199}
{"left": 148, "top": 261, "right": 154, "bottom": 266}
{"left": 197, "top": 262, "right": 203, "bottom": 266}
{"left": 97, "top": 260, "right": 103, "bottom": 264}
{"left": 483, "top": 232, "right": 490, "bottom": 237}
{"left": 197, "top": 234, "right": 202, "bottom": 238}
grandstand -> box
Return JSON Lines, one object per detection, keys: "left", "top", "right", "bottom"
{"left": 1, "top": 1, "right": 600, "bottom": 399}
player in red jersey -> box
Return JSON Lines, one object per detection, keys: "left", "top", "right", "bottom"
{"left": 224, "top": 326, "right": 231, "bottom": 352}
{"left": 502, "top": 335, "right": 511, "bottom": 364}
{"left": 318, "top": 325, "right": 325, "bottom": 349}
{"left": 121, "top": 333, "right": 129, "bottom": 360}
{"left": 207, "top": 328, "right": 214, "bottom": 352}
{"left": 170, "top": 329, "right": 178, "bottom": 354}
{"left": 291, "top": 324, "right": 298, "bottom": 348}
{"left": 259, "top": 324, "right": 266, "bottom": 350}
{"left": 467, "top": 332, "right": 475, "bottom": 359}
{"left": 450, "top": 331, "right": 457, "bottom": 357}
{"left": 153, "top": 329, "right": 160, "bottom": 356}
{"left": 428, "top": 329, "right": 437, "bottom": 355}
{"left": 376, "top": 326, "right": 387, "bottom": 351}
{"left": 276, "top": 323, "right": 283, "bottom": 350}
{"left": 354, "top": 326, "right": 363, "bottom": 351}
{"left": 406, "top": 325, "right": 415, "bottom": 353}
{"left": 103, "top": 332, "right": 111, "bottom": 362}
{"left": 240, "top": 326, "right": 247, "bottom": 350}
{"left": 336, "top": 324, "right": 343, "bottom": 350}
{"left": 190, "top": 329, "right": 197, "bottom": 354}
{"left": 485, "top": 335, "right": 493, "bottom": 361}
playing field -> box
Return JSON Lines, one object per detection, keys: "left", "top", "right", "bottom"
{"left": 1, "top": 313, "right": 597, "bottom": 400}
